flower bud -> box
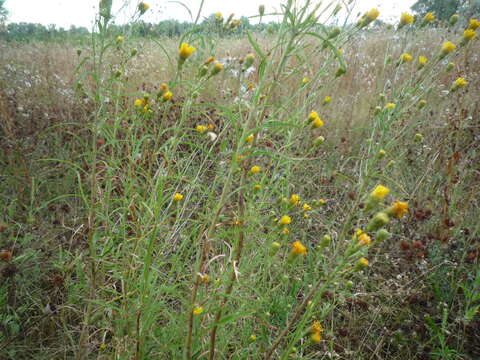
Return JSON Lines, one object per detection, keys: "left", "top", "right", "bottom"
{"left": 259, "top": 5, "right": 265, "bottom": 16}
{"left": 270, "top": 241, "right": 282, "bottom": 256}
{"left": 314, "top": 136, "right": 325, "bottom": 146}
{"left": 375, "top": 228, "right": 390, "bottom": 242}
{"left": 198, "top": 65, "right": 209, "bottom": 77}
{"left": 414, "top": 133, "right": 423, "bottom": 142}
{"left": 318, "top": 234, "right": 332, "bottom": 249}
{"left": 418, "top": 99, "right": 427, "bottom": 109}
{"left": 365, "top": 212, "right": 389, "bottom": 232}
{"left": 244, "top": 53, "right": 255, "bottom": 68}
{"left": 354, "top": 257, "right": 369, "bottom": 271}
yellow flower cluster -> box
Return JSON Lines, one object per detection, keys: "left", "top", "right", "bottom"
{"left": 308, "top": 111, "right": 324, "bottom": 128}
{"left": 291, "top": 240, "right": 307, "bottom": 255}
{"left": 441, "top": 41, "right": 456, "bottom": 57}
{"left": 179, "top": 43, "right": 196, "bottom": 62}
{"left": 310, "top": 320, "right": 324, "bottom": 343}
{"left": 399, "top": 12, "right": 414, "bottom": 28}
{"left": 358, "top": 8, "right": 380, "bottom": 28}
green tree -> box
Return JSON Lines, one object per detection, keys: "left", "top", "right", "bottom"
{"left": 411, "top": 0, "right": 480, "bottom": 21}
{"left": 0, "top": 0, "right": 8, "bottom": 22}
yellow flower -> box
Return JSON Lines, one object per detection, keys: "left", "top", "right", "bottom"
{"left": 358, "top": 233, "right": 372, "bottom": 246}
{"left": 179, "top": 43, "right": 196, "bottom": 61}
{"left": 196, "top": 125, "right": 207, "bottom": 134}
{"left": 312, "top": 117, "right": 324, "bottom": 128}
{"left": 418, "top": 56, "right": 428, "bottom": 68}
{"left": 173, "top": 193, "right": 184, "bottom": 201}
{"left": 463, "top": 29, "right": 477, "bottom": 41}
{"left": 162, "top": 91, "right": 173, "bottom": 102}
{"left": 356, "top": 257, "right": 369, "bottom": 270}
{"left": 211, "top": 61, "right": 224, "bottom": 75}
{"left": 290, "top": 194, "right": 300, "bottom": 205}
{"left": 399, "top": 53, "right": 413, "bottom": 63}
{"left": 311, "top": 331, "right": 322, "bottom": 343}
{"left": 468, "top": 18, "right": 480, "bottom": 30}
{"left": 291, "top": 241, "right": 307, "bottom": 255}
{"left": 308, "top": 111, "right": 319, "bottom": 122}
{"left": 116, "top": 35, "right": 124, "bottom": 42}
{"left": 205, "top": 56, "right": 215, "bottom": 65}
{"left": 455, "top": 77, "right": 468, "bottom": 87}
{"left": 318, "top": 199, "right": 326, "bottom": 205}
{"left": 337, "top": 48, "right": 344, "bottom": 55}
{"left": 424, "top": 12, "right": 435, "bottom": 22}
{"left": 160, "top": 83, "right": 169, "bottom": 93}
{"left": 302, "top": 77, "right": 310, "bottom": 84}
{"left": 323, "top": 96, "right": 331, "bottom": 104}
{"left": 245, "top": 134, "right": 254, "bottom": 143}
{"left": 451, "top": 77, "right": 468, "bottom": 91}
{"left": 400, "top": 12, "right": 414, "bottom": 26}
{"left": 387, "top": 200, "right": 409, "bottom": 219}
{"left": 254, "top": 184, "right": 261, "bottom": 190}
{"left": 378, "top": 149, "right": 386, "bottom": 158}
{"left": 310, "top": 321, "right": 323, "bottom": 334}
{"left": 366, "top": 8, "right": 380, "bottom": 21}
{"left": 250, "top": 334, "right": 257, "bottom": 341}
{"left": 193, "top": 306, "right": 203, "bottom": 315}
{"left": 385, "top": 103, "right": 396, "bottom": 110}
{"left": 250, "top": 165, "right": 261, "bottom": 174}
{"left": 279, "top": 215, "right": 292, "bottom": 225}
{"left": 371, "top": 185, "right": 390, "bottom": 200}
{"left": 303, "top": 203, "right": 312, "bottom": 211}
{"left": 138, "top": 2, "right": 150, "bottom": 13}
{"left": 441, "top": 41, "right": 456, "bottom": 55}
{"left": 214, "top": 11, "right": 223, "bottom": 20}
{"left": 282, "top": 227, "right": 290, "bottom": 235}
{"left": 134, "top": 98, "right": 145, "bottom": 107}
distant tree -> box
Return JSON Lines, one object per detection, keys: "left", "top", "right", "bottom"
{"left": 0, "top": 0, "right": 8, "bottom": 22}
{"left": 411, "top": 0, "right": 480, "bottom": 21}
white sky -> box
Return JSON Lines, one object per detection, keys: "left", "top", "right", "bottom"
{"left": 5, "top": 0, "right": 416, "bottom": 29}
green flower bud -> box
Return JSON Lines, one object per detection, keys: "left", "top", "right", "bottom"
{"left": 366, "top": 212, "right": 389, "bottom": 232}
{"left": 449, "top": 14, "right": 459, "bottom": 26}
{"left": 335, "top": 67, "right": 346, "bottom": 77}
{"left": 328, "top": 27, "right": 341, "bottom": 39}
{"left": 259, "top": 5, "right": 265, "bottom": 16}
{"left": 318, "top": 234, "right": 332, "bottom": 249}
{"left": 314, "top": 136, "right": 325, "bottom": 146}
{"left": 198, "top": 65, "right": 209, "bottom": 77}
{"left": 375, "top": 228, "right": 390, "bottom": 242}
{"left": 244, "top": 53, "right": 255, "bottom": 68}
{"left": 269, "top": 241, "right": 282, "bottom": 256}
{"left": 414, "top": 133, "right": 423, "bottom": 142}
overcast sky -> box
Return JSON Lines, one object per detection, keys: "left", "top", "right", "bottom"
{"left": 5, "top": 0, "right": 417, "bottom": 29}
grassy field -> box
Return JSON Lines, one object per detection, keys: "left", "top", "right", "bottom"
{"left": 1, "top": 2, "right": 480, "bottom": 359}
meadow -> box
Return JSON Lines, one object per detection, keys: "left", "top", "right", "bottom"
{"left": 0, "top": 1, "right": 480, "bottom": 359}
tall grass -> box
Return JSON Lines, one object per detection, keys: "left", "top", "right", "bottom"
{"left": 1, "top": 1, "right": 479, "bottom": 359}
